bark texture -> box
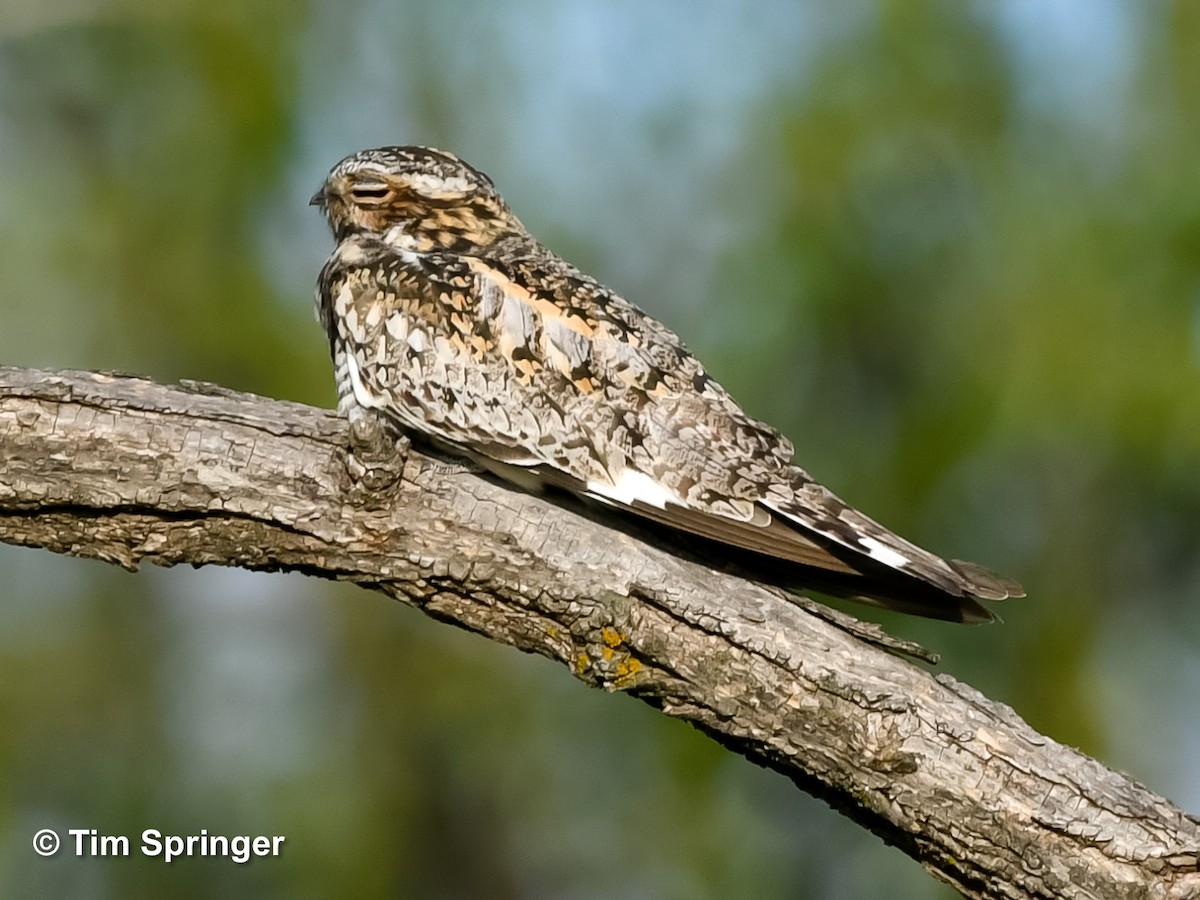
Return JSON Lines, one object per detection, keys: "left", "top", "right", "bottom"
{"left": 1, "top": 365, "right": 1197, "bottom": 899}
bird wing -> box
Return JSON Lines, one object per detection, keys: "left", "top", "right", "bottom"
{"left": 322, "top": 244, "right": 1021, "bottom": 621}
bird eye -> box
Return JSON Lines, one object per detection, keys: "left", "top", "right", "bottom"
{"left": 349, "top": 183, "right": 392, "bottom": 202}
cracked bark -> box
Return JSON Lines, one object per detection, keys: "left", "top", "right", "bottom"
{"left": 0, "top": 365, "right": 1197, "bottom": 900}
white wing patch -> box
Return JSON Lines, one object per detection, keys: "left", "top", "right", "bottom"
{"left": 858, "top": 536, "right": 910, "bottom": 568}
{"left": 587, "top": 469, "right": 676, "bottom": 510}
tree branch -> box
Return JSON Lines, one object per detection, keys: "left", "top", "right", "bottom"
{"left": 1, "top": 365, "right": 1196, "bottom": 899}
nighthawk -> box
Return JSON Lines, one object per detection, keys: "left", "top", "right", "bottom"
{"left": 311, "top": 145, "right": 1024, "bottom": 622}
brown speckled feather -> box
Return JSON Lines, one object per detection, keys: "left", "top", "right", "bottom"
{"left": 312, "top": 145, "right": 1024, "bottom": 623}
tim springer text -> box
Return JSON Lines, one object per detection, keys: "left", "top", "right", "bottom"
{"left": 57, "top": 828, "right": 284, "bottom": 863}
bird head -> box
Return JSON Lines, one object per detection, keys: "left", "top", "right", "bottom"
{"left": 311, "top": 145, "right": 525, "bottom": 253}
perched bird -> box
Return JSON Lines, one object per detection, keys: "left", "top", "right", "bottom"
{"left": 311, "top": 145, "right": 1023, "bottom": 623}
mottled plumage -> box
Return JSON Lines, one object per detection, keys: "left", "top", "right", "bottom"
{"left": 312, "top": 145, "right": 1024, "bottom": 622}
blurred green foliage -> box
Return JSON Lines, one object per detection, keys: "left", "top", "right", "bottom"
{"left": 1, "top": 2, "right": 1198, "bottom": 898}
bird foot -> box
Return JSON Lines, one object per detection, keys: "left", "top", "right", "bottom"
{"left": 345, "top": 411, "right": 408, "bottom": 497}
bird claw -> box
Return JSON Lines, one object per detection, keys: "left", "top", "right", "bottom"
{"left": 345, "top": 411, "right": 408, "bottom": 496}
{"left": 418, "top": 453, "right": 482, "bottom": 478}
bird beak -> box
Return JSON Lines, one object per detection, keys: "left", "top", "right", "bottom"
{"left": 309, "top": 186, "right": 327, "bottom": 208}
